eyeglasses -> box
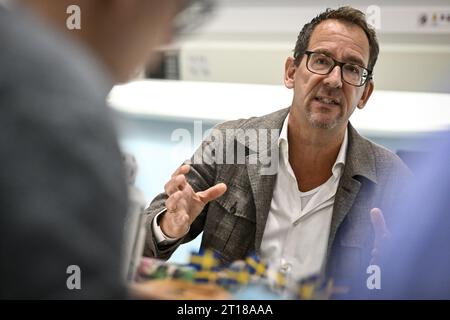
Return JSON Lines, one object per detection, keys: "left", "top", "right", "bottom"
{"left": 304, "top": 51, "right": 372, "bottom": 87}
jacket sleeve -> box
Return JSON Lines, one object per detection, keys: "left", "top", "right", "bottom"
{"left": 143, "top": 127, "right": 223, "bottom": 260}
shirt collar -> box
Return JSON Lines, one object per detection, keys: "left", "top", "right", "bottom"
{"left": 278, "top": 113, "right": 289, "bottom": 147}
{"left": 333, "top": 126, "right": 348, "bottom": 178}
{"left": 278, "top": 113, "right": 348, "bottom": 178}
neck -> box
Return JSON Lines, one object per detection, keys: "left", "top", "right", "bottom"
{"left": 287, "top": 110, "right": 346, "bottom": 192}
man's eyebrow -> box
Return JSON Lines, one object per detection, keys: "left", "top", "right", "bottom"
{"left": 313, "top": 48, "right": 333, "bottom": 56}
{"left": 344, "top": 55, "right": 366, "bottom": 67}
{"left": 312, "top": 49, "right": 366, "bottom": 67}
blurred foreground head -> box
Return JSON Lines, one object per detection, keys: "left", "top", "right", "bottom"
{"left": 20, "top": 0, "right": 213, "bottom": 82}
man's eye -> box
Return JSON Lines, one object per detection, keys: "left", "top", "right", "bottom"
{"left": 314, "top": 57, "right": 331, "bottom": 66}
{"left": 346, "top": 65, "right": 360, "bottom": 74}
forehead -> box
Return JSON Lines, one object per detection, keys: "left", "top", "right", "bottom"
{"left": 308, "top": 19, "right": 370, "bottom": 66}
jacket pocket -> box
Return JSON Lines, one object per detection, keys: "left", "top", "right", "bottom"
{"left": 202, "top": 185, "right": 256, "bottom": 262}
{"left": 331, "top": 213, "right": 372, "bottom": 281}
{"left": 216, "top": 185, "right": 255, "bottom": 222}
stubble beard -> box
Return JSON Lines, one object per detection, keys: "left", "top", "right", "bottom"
{"left": 305, "top": 102, "right": 344, "bottom": 130}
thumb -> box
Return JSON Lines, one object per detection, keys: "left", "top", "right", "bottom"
{"left": 197, "top": 183, "right": 227, "bottom": 204}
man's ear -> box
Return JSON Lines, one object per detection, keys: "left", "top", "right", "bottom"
{"left": 357, "top": 79, "right": 374, "bottom": 109}
{"left": 284, "top": 57, "right": 297, "bottom": 89}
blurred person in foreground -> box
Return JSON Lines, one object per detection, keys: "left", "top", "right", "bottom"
{"left": 0, "top": 0, "right": 210, "bottom": 299}
{"left": 361, "top": 132, "right": 450, "bottom": 299}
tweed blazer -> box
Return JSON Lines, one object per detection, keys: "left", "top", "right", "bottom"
{"left": 144, "top": 107, "right": 411, "bottom": 285}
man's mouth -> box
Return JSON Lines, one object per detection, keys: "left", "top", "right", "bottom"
{"left": 314, "top": 96, "right": 340, "bottom": 106}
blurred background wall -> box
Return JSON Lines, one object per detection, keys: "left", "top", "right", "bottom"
{"left": 155, "top": 0, "right": 450, "bottom": 93}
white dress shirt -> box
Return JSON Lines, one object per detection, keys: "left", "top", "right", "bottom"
{"left": 260, "top": 113, "right": 348, "bottom": 281}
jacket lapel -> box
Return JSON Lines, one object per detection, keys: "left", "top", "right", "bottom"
{"left": 245, "top": 108, "right": 290, "bottom": 253}
{"left": 326, "top": 123, "right": 378, "bottom": 260}
{"left": 247, "top": 161, "right": 277, "bottom": 254}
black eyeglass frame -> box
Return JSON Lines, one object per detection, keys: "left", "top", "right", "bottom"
{"left": 304, "top": 50, "right": 373, "bottom": 87}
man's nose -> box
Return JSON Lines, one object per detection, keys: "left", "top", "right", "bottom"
{"left": 323, "top": 65, "right": 343, "bottom": 89}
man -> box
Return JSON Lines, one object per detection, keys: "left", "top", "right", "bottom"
{"left": 144, "top": 7, "right": 410, "bottom": 292}
{"left": 0, "top": 0, "right": 199, "bottom": 299}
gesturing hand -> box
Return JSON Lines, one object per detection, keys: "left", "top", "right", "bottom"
{"left": 160, "top": 164, "right": 227, "bottom": 238}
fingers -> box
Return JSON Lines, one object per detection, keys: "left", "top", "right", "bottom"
{"left": 162, "top": 191, "right": 190, "bottom": 238}
{"left": 160, "top": 168, "right": 227, "bottom": 238}
{"left": 171, "top": 164, "right": 190, "bottom": 178}
{"left": 164, "top": 172, "right": 187, "bottom": 196}
{"left": 196, "top": 183, "right": 227, "bottom": 204}
{"left": 370, "top": 207, "right": 391, "bottom": 266}
{"left": 370, "top": 207, "right": 390, "bottom": 240}
{"left": 165, "top": 190, "right": 181, "bottom": 212}
{"left": 164, "top": 165, "right": 190, "bottom": 195}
